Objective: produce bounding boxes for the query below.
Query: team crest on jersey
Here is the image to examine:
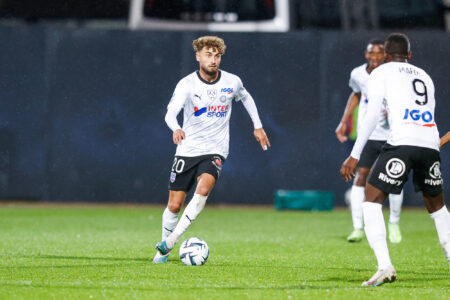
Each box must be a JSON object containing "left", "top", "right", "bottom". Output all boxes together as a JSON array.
[
  {"left": 207, "top": 89, "right": 217, "bottom": 100},
  {"left": 429, "top": 162, "right": 441, "bottom": 179},
  {"left": 170, "top": 172, "right": 177, "bottom": 183},
  {"left": 385, "top": 158, "right": 405, "bottom": 178},
  {"left": 220, "top": 95, "right": 227, "bottom": 103}
]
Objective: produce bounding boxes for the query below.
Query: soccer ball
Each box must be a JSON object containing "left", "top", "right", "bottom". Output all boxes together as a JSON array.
[{"left": 179, "top": 237, "right": 209, "bottom": 266}]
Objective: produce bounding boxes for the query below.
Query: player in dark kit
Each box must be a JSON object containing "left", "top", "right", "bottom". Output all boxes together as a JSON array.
[{"left": 341, "top": 33, "right": 450, "bottom": 286}]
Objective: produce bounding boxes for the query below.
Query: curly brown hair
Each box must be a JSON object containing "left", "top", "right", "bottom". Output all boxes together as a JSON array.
[{"left": 192, "top": 36, "right": 226, "bottom": 55}]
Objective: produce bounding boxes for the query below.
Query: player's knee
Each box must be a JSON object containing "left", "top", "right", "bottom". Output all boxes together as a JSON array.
[
  {"left": 168, "top": 202, "right": 182, "bottom": 213},
  {"left": 195, "top": 186, "right": 210, "bottom": 196}
]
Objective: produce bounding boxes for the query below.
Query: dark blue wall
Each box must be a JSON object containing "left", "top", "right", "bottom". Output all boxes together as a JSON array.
[{"left": 0, "top": 26, "right": 449, "bottom": 205}]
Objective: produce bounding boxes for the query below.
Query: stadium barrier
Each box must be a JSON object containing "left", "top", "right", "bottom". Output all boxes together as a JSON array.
[{"left": 0, "top": 26, "right": 448, "bottom": 205}]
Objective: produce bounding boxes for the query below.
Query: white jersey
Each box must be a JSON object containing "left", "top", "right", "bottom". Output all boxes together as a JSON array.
[
  {"left": 351, "top": 62, "right": 440, "bottom": 159},
  {"left": 349, "top": 63, "right": 390, "bottom": 141},
  {"left": 167, "top": 70, "right": 255, "bottom": 159}
]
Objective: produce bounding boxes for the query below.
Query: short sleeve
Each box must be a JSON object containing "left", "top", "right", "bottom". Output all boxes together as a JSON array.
[{"left": 349, "top": 71, "right": 361, "bottom": 93}]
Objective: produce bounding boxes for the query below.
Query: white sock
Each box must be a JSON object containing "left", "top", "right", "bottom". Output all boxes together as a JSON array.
[
  {"left": 362, "top": 202, "right": 392, "bottom": 269},
  {"left": 430, "top": 205, "right": 450, "bottom": 263},
  {"left": 162, "top": 207, "right": 178, "bottom": 240},
  {"left": 165, "top": 193, "right": 207, "bottom": 248},
  {"left": 388, "top": 190, "right": 403, "bottom": 224},
  {"left": 350, "top": 185, "right": 365, "bottom": 230}
]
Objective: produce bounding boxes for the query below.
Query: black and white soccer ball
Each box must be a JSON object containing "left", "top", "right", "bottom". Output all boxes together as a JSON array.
[{"left": 179, "top": 237, "right": 209, "bottom": 266}]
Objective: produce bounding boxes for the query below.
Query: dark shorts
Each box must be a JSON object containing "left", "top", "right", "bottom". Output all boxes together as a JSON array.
[
  {"left": 368, "top": 144, "right": 443, "bottom": 196},
  {"left": 357, "top": 140, "right": 386, "bottom": 169},
  {"left": 168, "top": 154, "right": 225, "bottom": 192}
]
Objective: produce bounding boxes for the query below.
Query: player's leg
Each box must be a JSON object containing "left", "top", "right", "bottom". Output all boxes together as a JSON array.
[
  {"left": 415, "top": 150, "right": 449, "bottom": 265},
  {"left": 361, "top": 184, "right": 397, "bottom": 286},
  {"left": 347, "top": 167, "right": 369, "bottom": 242},
  {"left": 425, "top": 192, "right": 450, "bottom": 265},
  {"left": 154, "top": 156, "right": 196, "bottom": 262},
  {"left": 360, "top": 145, "right": 410, "bottom": 286},
  {"left": 153, "top": 190, "right": 186, "bottom": 263},
  {"left": 164, "top": 191, "right": 186, "bottom": 239},
  {"left": 388, "top": 190, "right": 403, "bottom": 243},
  {"left": 162, "top": 173, "right": 215, "bottom": 251}
]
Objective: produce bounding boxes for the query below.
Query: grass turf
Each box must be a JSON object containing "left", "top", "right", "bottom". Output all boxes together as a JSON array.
[{"left": 0, "top": 205, "right": 448, "bottom": 299}]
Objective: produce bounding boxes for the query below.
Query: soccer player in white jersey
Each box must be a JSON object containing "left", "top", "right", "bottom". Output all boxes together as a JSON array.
[
  {"left": 336, "top": 39, "right": 404, "bottom": 243},
  {"left": 153, "top": 36, "right": 270, "bottom": 263},
  {"left": 341, "top": 33, "right": 450, "bottom": 286}
]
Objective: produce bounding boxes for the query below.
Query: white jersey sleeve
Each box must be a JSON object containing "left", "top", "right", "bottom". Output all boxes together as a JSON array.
[
  {"left": 165, "top": 79, "right": 190, "bottom": 132},
  {"left": 349, "top": 68, "right": 362, "bottom": 93},
  {"left": 350, "top": 68, "right": 385, "bottom": 159},
  {"left": 235, "top": 77, "right": 263, "bottom": 129}
]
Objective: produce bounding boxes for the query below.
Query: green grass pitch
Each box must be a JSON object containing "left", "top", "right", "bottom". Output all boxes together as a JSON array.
[{"left": 0, "top": 205, "right": 449, "bottom": 299}]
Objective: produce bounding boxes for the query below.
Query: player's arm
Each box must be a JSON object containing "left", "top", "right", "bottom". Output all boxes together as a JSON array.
[
  {"left": 335, "top": 92, "right": 361, "bottom": 143},
  {"left": 165, "top": 81, "right": 187, "bottom": 145},
  {"left": 341, "top": 72, "right": 384, "bottom": 181},
  {"left": 241, "top": 94, "right": 270, "bottom": 151},
  {"left": 236, "top": 82, "right": 270, "bottom": 151},
  {"left": 165, "top": 106, "right": 184, "bottom": 145},
  {"left": 440, "top": 131, "right": 450, "bottom": 148}
]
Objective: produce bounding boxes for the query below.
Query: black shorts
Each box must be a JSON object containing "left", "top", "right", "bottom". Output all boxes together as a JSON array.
[
  {"left": 357, "top": 140, "right": 386, "bottom": 169},
  {"left": 168, "top": 154, "right": 225, "bottom": 192},
  {"left": 367, "top": 144, "right": 443, "bottom": 196}
]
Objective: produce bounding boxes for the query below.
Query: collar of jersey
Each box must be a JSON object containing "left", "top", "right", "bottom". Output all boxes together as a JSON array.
[{"left": 196, "top": 70, "right": 221, "bottom": 85}]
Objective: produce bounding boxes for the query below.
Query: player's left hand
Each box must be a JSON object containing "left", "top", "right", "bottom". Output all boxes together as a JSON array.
[
  {"left": 340, "top": 156, "right": 358, "bottom": 182},
  {"left": 254, "top": 128, "right": 270, "bottom": 151}
]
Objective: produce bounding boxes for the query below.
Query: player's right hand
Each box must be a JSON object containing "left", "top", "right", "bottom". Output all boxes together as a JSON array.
[
  {"left": 335, "top": 122, "right": 348, "bottom": 143},
  {"left": 340, "top": 156, "right": 358, "bottom": 182},
  {"left": 173, "top": 129, "right": 185, "bottom": 145}
]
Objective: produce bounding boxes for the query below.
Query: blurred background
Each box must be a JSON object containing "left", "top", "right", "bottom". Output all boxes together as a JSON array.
[{"left": 0, "top": 0, "right": 448, "bottom": 205}]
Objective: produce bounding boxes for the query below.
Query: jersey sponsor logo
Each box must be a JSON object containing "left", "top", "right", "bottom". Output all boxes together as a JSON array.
[
  {"left": 378, "top": 172, "right": 403, "bottom": 186},
  {"left": 385, "top": 158, "right": 406, "bottom": 178},
  {"left": 194, "top": 107, "right": 207, "bottom": 116},
  {"left": 424, "top": 178, "right": 443, "bottom": 186},
  {"left": 194, "top": 105, "right": 230, "bottom": 118},
  {"left": 402, "top": 109, "right": 435, "bottom": 127},
  {"left": 221, "top": 88, "right": 234, "bottom": 94},
  {"left": 429, "top": 162, "right": 442, "bottom": 179}
]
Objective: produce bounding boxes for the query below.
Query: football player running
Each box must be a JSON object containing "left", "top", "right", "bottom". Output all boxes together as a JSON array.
[
  {"left": 336, "top": 39, "right": 404, "bottom": 243},
  {"left": 341, "top": 33, "right": 449, "bottom": 286},
  {"left": 153, "top": 36, "right": 270, "bottom": 263}
]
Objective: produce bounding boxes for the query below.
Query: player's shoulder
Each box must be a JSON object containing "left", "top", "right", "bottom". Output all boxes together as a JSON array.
[
  {"left": 369, "top": 63, "right": 392, "bottom": 77},
  {"left": 350, "top": 63, "right": 368, "bottom": 77},
  {"left": 406, "top": 63, "right": 433, "bottom": 82},
  {"left": 175, "top": 71, "right": 198, "bottom": 88},
  {"left": 220, "top": 69, "right": 242, "bottom": 82}
]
